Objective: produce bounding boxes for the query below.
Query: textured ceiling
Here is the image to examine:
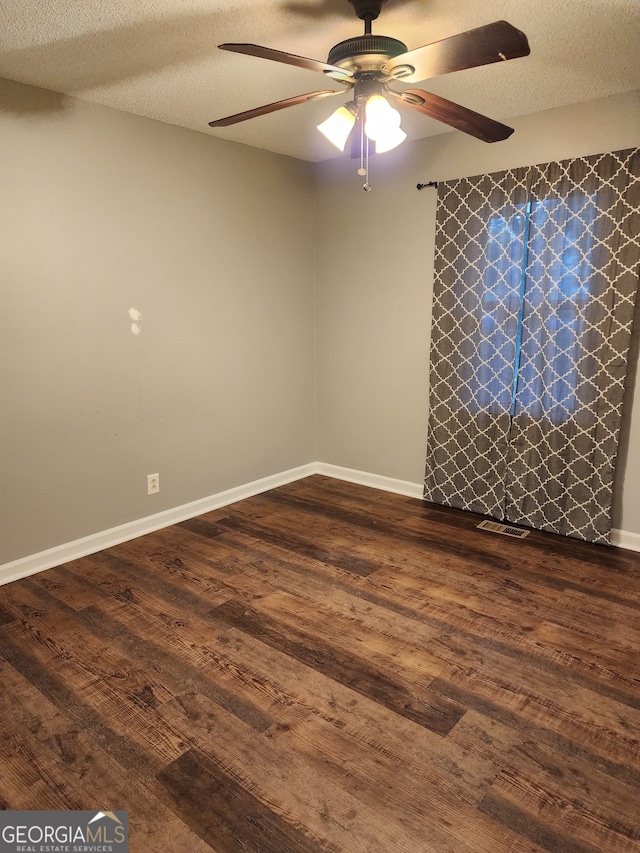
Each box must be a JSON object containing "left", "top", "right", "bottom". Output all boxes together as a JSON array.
[{"left": 1, "top": 0, "right": 639, "bottom": 162}]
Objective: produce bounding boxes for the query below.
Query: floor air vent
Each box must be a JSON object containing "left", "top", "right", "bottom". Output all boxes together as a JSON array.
[{"left": 476, "top": 520, "right": 530, "bottom": 539}]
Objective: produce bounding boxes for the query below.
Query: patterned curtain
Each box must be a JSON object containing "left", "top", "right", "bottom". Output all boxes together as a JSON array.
[
  {"left": 424, "top": 149, "right": 640, "bottom": 543},
  {"left": 424, "top": 167, "right": 530, "bottom": 517}
]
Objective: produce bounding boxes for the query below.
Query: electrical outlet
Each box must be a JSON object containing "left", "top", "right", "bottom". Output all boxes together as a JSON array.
[{"left": 147, "top": 473, "right": 159, "bottom": 495}]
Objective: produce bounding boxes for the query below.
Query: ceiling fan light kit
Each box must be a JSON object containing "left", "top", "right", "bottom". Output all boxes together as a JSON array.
[
  {"left": 317, "top": 102, "right": 358, "bottom": 151},
  {"left": 363, "top": 94, "right": 406, "bottom": 152},
  {"left": 209, "top": 0, "right": 530, "bottom": 189}
]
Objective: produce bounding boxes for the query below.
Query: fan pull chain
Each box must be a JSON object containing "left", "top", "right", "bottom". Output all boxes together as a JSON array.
[
  {"left": 357, "top": 120, "right": 371, "bottom": 191},
  {"left": 364, "top": 139, "right": 371, "bottom": 191}
]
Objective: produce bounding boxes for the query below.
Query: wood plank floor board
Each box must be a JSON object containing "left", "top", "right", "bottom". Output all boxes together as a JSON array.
[
  {"left": 32, "top": 563, "right": 114, "bottom": 611},
  {"left": 82, "top": 547, "right": 233, "bottom": 617},
  {"left": 157, "top": 690, "right": 466, "bottom": 853},
  {"left": 0, "top": 578, "right": 115, "bottom": 660},
  {"left": 428, "top": 647, "right": 640, "bottom": 771},
  {"left": 197, "top": 526, "right": 386, "bottom": 608},
  {"left": 157, "top": 746, "right": 342, "bottom": 853},
  {"left": 77, "top": 601, "right": 276, "bottom": 733},
  {"left": 56, "top": 542, "right": 249, "bottom": 620},
  {"left": 211, "top": 598, "right": 466, "bottom": 737},
  {"left": 120, "top": 526, "right": 245, "bottom": 584},
  {"left": 261, "top": 715, "right": 546, "bottom": 853},
  {"left": 191, "top": 626, "right": 518, "bottom": 809},
  {"left": 254, "top": 488, "right": 640, "bottom": 673},
  {"left": 206, "top": 516, "right": 596, "bottom": 676},
  {"left": 485, "top": 747, "right": 640, "bottom": 851},
  {"left": 451, "top": 707, "right": 640, "bottom": 850},
  {"left": 216, "top": 513, "right": 382, "bottom": 577},
  {"left": 373, "top": 554, "right": 640, "bottom": 645},
  {"left": 7, "top": 571, "right": 276, "bottom": 734},
  {"left": 363, "top": 566, "right": 640, "bottom": 710},
  {"left": 370, "top": 555, "right": 640, "bottom": 643},
  {"left": 113, "top": 528, "right": 243, "bottom": 584},
  {"left": 0, "top": 660, "right": 211, "bottom": 852},
  {"left": 87, "top": 581, "right": 235, "bottom": 672},
  {"left": 1, "top": 475, "right": 640, "bottom": 851},
  {"left": 0, "top": 629, "right": 168, "bottom": 782},
  {"left": 216, "top": 564, "right": 447, "bottom": 683},
  {"left": 290, "top": 477, "right": 639, "bottom": 582},
  {"left": 259, "top": 487, "right": 523, "bottom": 578}
]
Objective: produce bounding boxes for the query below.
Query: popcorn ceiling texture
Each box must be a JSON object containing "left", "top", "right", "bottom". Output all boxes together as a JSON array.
[{"left": 0, "top": 0, "right": 638, "bottom": 161}]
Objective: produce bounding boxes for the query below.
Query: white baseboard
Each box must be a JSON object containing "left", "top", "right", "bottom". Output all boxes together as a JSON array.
[
  {"left": 0, "top": 463, "right": 316, "bottom": 588},
  {"left": 2, "top": 462, "right": 638, "bottom": 587},
  {"left": 610, "top": 528, "right": 640, "bottom": 553},
  {"left": 315, "top": 462, "right": 424, "bottom": 499}
]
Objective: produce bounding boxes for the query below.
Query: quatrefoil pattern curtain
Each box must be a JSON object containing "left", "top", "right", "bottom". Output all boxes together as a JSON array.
[{"left": 424, "top": 148, "right": 640, "bottom": 543}]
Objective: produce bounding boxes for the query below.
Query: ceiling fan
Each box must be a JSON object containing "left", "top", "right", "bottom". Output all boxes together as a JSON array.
[{"left": 209, "top": 0, "right": 530, "bottom": 163}]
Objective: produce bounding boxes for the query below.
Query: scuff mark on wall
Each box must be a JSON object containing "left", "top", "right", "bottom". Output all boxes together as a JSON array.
[
  {"left": 129, "top": 306, "right": 142, "bottom": 335},
  {"left": 128, "top": 306, "right": 145, "bottom": 420}
]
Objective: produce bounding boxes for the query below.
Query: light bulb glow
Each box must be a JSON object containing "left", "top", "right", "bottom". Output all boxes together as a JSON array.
[
  {"left": 317, "top": 105, "right": 356, "bottom": 151},
  {"left": 364, "top": 95, "right": 393, "bottom": 140},
  {"left": 374, "top": 126, "right": 407, "bottom": 153},
  {"left": 364, "top": 94, "right": 406, "bottom": 153}
]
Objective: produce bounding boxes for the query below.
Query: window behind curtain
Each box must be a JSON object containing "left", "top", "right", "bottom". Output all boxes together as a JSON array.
[{"left": 424, "top": 149, "right": 640, "bottom": 544}]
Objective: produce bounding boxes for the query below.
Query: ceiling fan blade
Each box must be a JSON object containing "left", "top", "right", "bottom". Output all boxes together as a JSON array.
[
  {"left": 394, "top": 88, "right": 514, "bottom": 142},
  {"left": 219, "top": 43, "right": 353, "bottom": 82},
  {"left": 384, "top": 21, "right": 530, "bottom": 83},
  {"left": 209, "top": 90, "right": 339, "bottom": 127}
]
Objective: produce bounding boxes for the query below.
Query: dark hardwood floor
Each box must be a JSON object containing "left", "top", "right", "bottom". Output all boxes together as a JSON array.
[{"left": 1, "top": 474, "right": 640, "bottom": 852}]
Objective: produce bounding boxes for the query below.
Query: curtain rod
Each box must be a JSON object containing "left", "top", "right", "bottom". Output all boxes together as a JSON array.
[{"left": 416, "top": 182, "right": 438, "bottom": 190}]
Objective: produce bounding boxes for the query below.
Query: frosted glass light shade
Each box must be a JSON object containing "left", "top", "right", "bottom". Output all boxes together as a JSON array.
[
  {"left": 374, "top": 125, "right": 407, "bottom": 153},
  {"left": 364, "top": 94, "right": 406, "bottom": 153},
  {"left": 317, "top": 105, "right": 357, "bottom": 151}
]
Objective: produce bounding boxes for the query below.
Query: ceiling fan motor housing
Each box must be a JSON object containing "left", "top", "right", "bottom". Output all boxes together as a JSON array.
[
  {"left": 348, "top": 0, "right": 387, "bottom": 20},
  {"left": 328, "top": 35, "right": 408, "bottom": 75}
]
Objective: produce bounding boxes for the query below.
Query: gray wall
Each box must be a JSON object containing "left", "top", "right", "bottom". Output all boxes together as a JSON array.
[
  {"left": 1, "top": 79, "right": 316, "bottom": 563},
  {"left": 2, "top": 80, "right": 639, "bottom": 566},
  {"left": 314, "top": 91, "right": 640, "bottom": 535}
]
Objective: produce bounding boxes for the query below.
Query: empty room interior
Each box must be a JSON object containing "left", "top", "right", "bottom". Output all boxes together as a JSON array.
[{"left": 2, "top": 0, "right": 640, "bottom": 851}]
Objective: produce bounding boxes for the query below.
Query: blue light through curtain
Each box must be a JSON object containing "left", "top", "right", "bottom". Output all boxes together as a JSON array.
[{"left": 424, "top": 149, "right": 640, "bottom": 543}]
